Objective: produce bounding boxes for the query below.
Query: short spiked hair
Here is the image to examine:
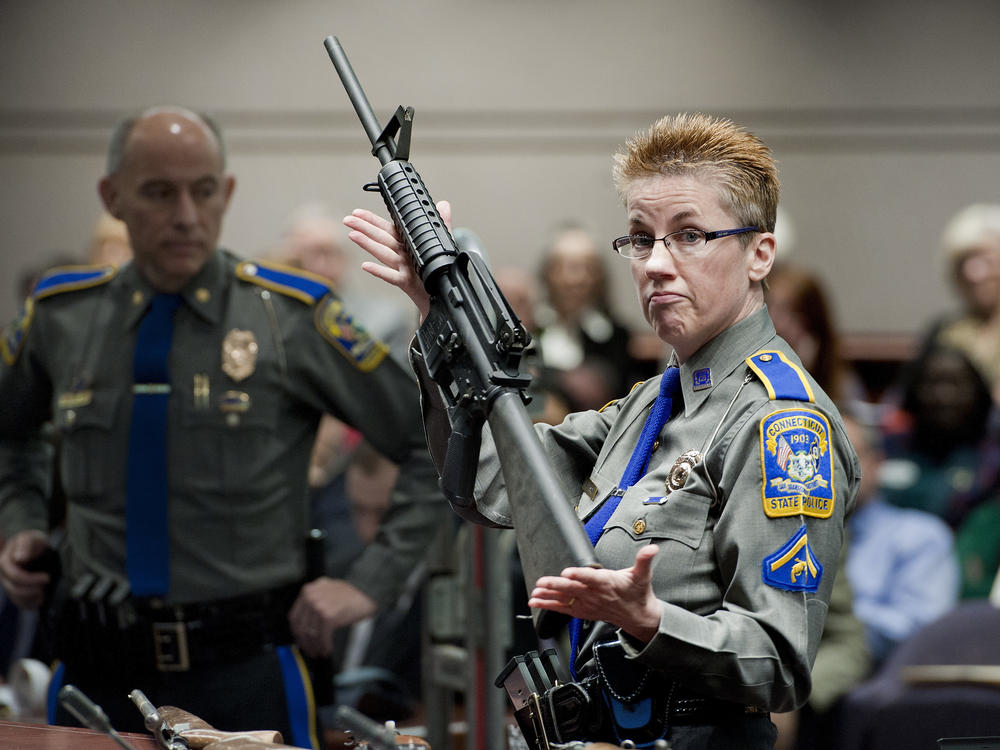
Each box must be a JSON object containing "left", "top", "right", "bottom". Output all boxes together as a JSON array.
[{"left": 612, "top": 113, "right": 779, "bottom": 235}]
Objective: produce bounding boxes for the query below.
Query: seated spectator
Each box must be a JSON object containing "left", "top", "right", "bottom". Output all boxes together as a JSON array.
[
  {"left": 766, "top": 261, "right": 864, "bottom": 403},
  {"left": 535, "top": 224, "right": 656, "bottom": 410},
  {"left": 87, "top": 211, "right": 132, "bottom": 266},
  {"left": 493, "top": 265, "right": 572, "bottom": 425},
  {"left": 275, "top": 201, "right": 416, "bottom": 363},
  {"left": 844, "top": 407, "right": 960, "bottom": 666},
  {"left": 880, "top": 344, "right": 1000, "bottom": 528},
  {"left": 920, "top": 203, "right": 1000, "bottom": 401},
  {"left": 954, "top": 496, "right": 1000, "bottom": 600},
  {"left": 274, "top": 202, "right": 428, "bottom": 720}
]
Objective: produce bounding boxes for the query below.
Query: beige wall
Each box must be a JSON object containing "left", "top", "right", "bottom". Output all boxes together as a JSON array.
[{"left": 3, "top": 0, "right": 999, "bottom": 336}]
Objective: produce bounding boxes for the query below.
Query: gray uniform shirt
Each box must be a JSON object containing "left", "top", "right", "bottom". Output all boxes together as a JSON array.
[
  {"left": 417, "top": 307, "right": 859, "bottom": 712},
  {"left": 0, "top": 250, "right": 444, "bottom": 609}
]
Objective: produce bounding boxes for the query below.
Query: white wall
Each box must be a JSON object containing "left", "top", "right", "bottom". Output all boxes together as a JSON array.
[{"left": 3, "top": 0, "right": 999, "bottom": 335}]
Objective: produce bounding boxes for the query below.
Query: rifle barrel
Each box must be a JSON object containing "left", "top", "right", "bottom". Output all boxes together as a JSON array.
[{"left": 323, "top": 36, "right": 394, "bottom": 164}]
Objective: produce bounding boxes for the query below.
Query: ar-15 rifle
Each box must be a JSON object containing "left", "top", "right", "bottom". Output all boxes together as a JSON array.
[{"left": 323, "top": 35, "right": 598, "bottom": 637}]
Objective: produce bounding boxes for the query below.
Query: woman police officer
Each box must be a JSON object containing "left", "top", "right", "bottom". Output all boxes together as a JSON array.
[{"left": 345, "top": 113, "right": 859, "bottom": 750}]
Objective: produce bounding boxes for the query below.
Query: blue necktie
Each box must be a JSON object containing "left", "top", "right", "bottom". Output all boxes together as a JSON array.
[
  {"left": 568, "top": 366, "right": 681, "bottom": 675},
  {"left": 126, "top": 292, "right": 181, "bottom": 597}
]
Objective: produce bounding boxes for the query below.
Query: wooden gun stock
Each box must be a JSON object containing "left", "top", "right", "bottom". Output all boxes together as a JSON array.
[{"left": 156, "top": 705, "right": 287, "bottom": 748}]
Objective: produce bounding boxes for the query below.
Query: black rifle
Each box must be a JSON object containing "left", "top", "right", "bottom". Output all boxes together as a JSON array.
[{"left": 323, "top": 36, "right": 598, "bottom": 637}]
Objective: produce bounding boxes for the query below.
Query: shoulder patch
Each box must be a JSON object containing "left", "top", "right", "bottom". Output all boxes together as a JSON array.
[
  {"left": 2, "top": 297, "right": 35, "bottom": 366},
  {"left": 236, "top": 261, "right": 332, "bottom": 304},
  {"left": 746, "top": 350, "right": 814, "bottom": 403},
  {"left": 760, "top": 408, "right": 835, "bottom": 519},
  {"left": 32, "top": 265, "right": 116, "bottom": 300},
  {"left": 314, "top": 296, "right": 389, "bottom": 372},
  {"left": 763, "top": 523, "right": 823, "bottom": 592}
]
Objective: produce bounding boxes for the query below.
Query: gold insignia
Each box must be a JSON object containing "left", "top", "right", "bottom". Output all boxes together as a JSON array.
[
  {"left": 57, "top": 390, "right": 93, "bottom": 409},
  {"left": 193, "top": 374, "right": 210, "bottom": 410},
  {"left": 582, "top": 477, "right": 599, "bottom": 501},
  {"left": 195, "top": 288, "right": 211, "bottom": 304},
  {"left": 132, "top": 290, "right": 145, "bottom": 306},
  {"left": 666, "top": 450, "right": 703, "bottom": 495},
  {"left": 632, "top": 518, "right": 647, "bottom": 535},
  {"left": 221, "top": 329, "right": 258, "bottom": 382}
]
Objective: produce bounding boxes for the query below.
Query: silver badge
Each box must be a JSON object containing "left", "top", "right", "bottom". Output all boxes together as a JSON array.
[{"left": 666, "top": 450, "right": 704, "bottom": 494}]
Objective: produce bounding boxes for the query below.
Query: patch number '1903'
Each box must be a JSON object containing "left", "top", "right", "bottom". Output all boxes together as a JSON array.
[{"left": 760, "top": 408, "right": 835, "bottom": 518}]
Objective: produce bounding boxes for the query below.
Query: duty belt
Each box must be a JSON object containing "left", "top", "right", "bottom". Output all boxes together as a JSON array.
[{"left": 54, "top": 579, "right": 301, "bottom": 673}]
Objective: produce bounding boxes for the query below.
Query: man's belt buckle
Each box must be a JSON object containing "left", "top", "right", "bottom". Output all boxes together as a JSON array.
[{"left": 153, "top": 621, "right": 190, "bottom": 672}]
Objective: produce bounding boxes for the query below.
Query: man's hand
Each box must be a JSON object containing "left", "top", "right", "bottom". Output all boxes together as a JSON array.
[
  {"left": 343, "top": 200, "right": 453, "bottom": 322},
  {"left": 0, "top": 529, "right": 52, "bottom": 610},
  {"left": 288, "top": 577, "right": 377, "bottom": 657},
  {"left": 528, "top": 544, "right": 662, "bottom": 644}
]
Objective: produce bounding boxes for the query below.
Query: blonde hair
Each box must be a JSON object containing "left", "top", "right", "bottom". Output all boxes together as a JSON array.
[{"left": 612, "top": 113, "right": 779, "bottom": 235}]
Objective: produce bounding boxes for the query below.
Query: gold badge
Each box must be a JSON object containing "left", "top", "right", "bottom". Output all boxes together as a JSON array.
[
  {"left": 666, "top": 450, "right": 703, "bottom": 495},
  {"left": 221, "top": 329, "right": 258, "bottom": 382}
]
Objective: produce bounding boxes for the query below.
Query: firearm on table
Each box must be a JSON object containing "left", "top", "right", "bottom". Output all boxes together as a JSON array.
[
  {"left": 129, "top": 690, "right": 288, "bottom": 750},
  {"left": 334, "top": 704, "right": 430, "bottom": 750},
  {"left": 323, "top": 34, "right": 598, "bottom": 637}
]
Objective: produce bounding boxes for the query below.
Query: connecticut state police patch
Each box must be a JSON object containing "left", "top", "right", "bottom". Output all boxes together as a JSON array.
[
  {"left": 314, "top": 296, "right": 388, "bottom": 372},
  {"left": 759, "top": 408, "right": 835, "bottom": 519},
  {"left": 1, "top": 298, "right": 34, "bottom": 366}
]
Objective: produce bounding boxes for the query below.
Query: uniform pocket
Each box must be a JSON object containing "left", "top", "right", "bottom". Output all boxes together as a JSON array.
[
  {"left": 55, "top": 389, "right": 124, "bottom": 498},
  {"left": 604, "top": 489, "right": 711, "bottom": 549}
]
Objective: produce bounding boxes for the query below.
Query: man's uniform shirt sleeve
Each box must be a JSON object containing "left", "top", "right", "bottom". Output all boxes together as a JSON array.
[
  {"left": 284, "top": 291, "right": 447, "bottom": 610},
  {"left": 0, "top": 291, "right": 70, "bottom": 538}
]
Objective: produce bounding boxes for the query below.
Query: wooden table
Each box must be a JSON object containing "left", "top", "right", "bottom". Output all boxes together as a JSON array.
[{"left": 0, "top": 720, "right": 159, "bottom": 749}]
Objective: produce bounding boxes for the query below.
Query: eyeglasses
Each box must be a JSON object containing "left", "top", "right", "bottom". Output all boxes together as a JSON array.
[{"left": 611, "top": 227, "right": 761, "bottom": 260}]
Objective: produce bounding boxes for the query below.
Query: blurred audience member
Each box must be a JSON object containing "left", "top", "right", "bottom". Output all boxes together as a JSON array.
[
  {"left": 844, "top": 407, "right": 959, "bottom": 666},
  {"left": 276, "top": 202, "right": 425, "bottom": 721},
  {"left": 920, "top": 203, "right": 1000, "bottom": 401},
  {"left": 766, "top": 261, "right": 863, "bottom": 403},
  {"left": 954, "top": 496, "right": 1000, "bottom": 600},
  {"left": 494, "top": 265, "right": 572, "bottom": 425},
  {"left": 276, "top": 201, "right": 415, "bottom": 363},
  {"left": 87, "top": 211, "right": 132, "bottom": 266},
  {"left": 880, "top": 345, "right": 1000, "bottom": 529},
  {"left": 535, "top": 224, "right": 654, "bottom": 410}
]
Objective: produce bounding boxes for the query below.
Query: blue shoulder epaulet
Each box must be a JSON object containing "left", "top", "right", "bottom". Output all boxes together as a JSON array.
[
  {"left": 746, "top": 349, "right": 815, "bottom": 403},
  {"left": 32, "top": 265, "right": 117, "bottom": 300},
  {"left": 236, "top": 260, "right": 332, "bottom": 304}
]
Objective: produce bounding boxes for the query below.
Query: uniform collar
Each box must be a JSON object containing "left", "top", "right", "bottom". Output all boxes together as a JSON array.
[
  {"left": 674, "top": 306, "right": 777, "bottom": 416},
  {"left": 122, "top": 251, "right": 227, "bottom": 329}
]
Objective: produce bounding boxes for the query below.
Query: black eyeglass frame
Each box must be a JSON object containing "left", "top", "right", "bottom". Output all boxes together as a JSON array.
[{"left": 611, "top": 226, "right": 762, "bottom": 259}]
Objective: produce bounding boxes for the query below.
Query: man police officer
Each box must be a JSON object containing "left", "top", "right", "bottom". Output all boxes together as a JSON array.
[{"left": 0, "top": 106, "right": 444, "bottom": 746}]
